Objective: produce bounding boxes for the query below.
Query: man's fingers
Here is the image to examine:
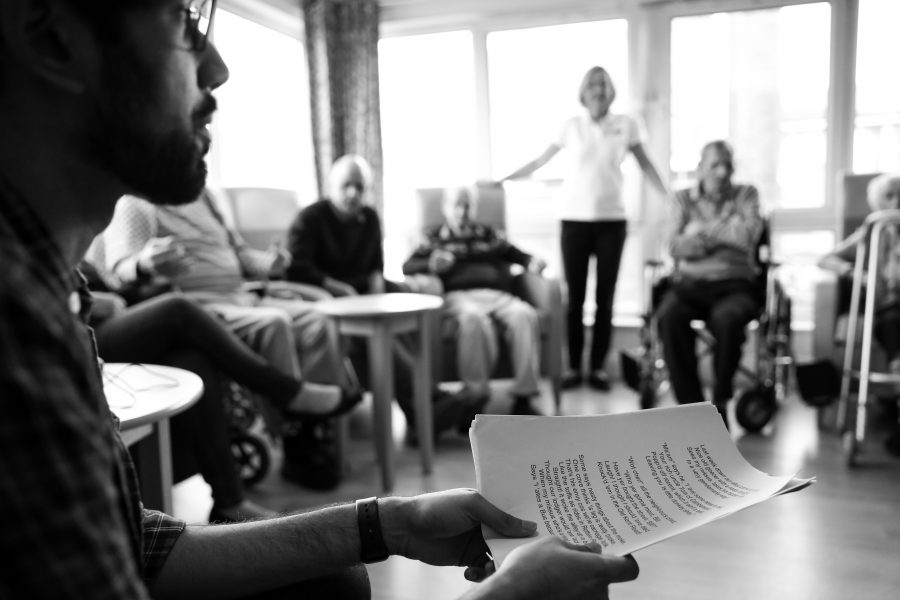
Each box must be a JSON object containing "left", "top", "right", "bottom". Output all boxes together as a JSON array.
[
  {"left": 468, "top": 494, "right": 537, "bottom": 538},
  {"left": 463, "top": 559, "right": 495, "bottom": 583},
  {"left": 597, "top": 554, "right": 640, "bottom": 583},
  {"left": 149, "top": 235, "right": 178, "bottom": 249},
  {"left": 568, "top": 542, "right": 639, "bottom": 583}
]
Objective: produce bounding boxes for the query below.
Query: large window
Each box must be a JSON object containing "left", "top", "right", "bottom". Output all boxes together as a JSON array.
[
  {"left": 378, "top": 31, "right": 477, "bottom": 279},
  {"left": 486, "top": 20, "right": 642, "bottom": 318},
  {"left": 207, "top": 11, "right": 316, "bottom": 200},
  {"left": 853, "top": 0, "right": 900, "bottom": 173},
  {"left": 670, "top": 4, "right": 830, "bottom": 210},
  {"left": 487, "top": 20, "right": 630, "bottom": 181}
]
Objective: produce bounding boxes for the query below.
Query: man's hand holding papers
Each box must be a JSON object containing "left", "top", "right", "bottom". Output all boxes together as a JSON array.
[{"left": 470, "top": 403, "right": 814, "bottom": 566}]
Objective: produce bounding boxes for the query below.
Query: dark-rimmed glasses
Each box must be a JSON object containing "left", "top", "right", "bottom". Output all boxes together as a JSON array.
[{"left": 184, "top": 0, "right": 217, "bottom": 52}]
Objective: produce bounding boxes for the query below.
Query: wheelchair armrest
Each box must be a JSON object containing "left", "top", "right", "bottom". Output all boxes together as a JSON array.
[
  {"left": 512, "top": 272, "right": 561, "bottom": 312},
  {"left": 811, "top": 268, "right": 840, "bottom": 361},
  {"left": 242, "top": 280, "right": 334, "bottom": 302}
]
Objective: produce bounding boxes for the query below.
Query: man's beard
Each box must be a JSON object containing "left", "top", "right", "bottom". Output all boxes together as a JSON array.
[{"left": 87, "top": 46, "right": 213, "bottom": 206}]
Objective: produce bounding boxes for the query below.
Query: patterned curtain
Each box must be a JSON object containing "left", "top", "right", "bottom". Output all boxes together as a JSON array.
[{"left": 302, "top": 0, "right": 383, "bottom": 211}]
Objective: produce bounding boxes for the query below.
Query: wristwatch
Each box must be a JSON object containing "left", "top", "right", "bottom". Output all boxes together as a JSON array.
[{"left": 355, "top": 497, "right": 389, "bottom": 563}]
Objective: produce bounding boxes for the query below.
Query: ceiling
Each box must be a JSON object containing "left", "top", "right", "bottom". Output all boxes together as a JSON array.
[
  {"left": 254, "top": 0, "right": 644, "bottom": 24},
  {"left": 235, "top": 0, "right": 714, "bottom": 36}
]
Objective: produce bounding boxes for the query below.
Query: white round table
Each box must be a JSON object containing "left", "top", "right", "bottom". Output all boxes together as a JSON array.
[
  {"left": 316, "top": 293, "right": 444, "bottom": 491},
  {"left": 103, "top": 362, "right": 203, "bottom": 512}
]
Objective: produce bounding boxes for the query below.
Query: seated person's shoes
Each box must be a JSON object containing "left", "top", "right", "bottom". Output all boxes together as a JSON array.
[
  {"left": 561, "top": 370, "right": 583, "bottom": 389},
  {"left": 587, "top": 370, "right": 611, "bottom": 391},
  {"left": 884, "top": 427, "right": 900, "bottom": 458},
  {"left": 280, "top": 421, "right": 342, "bottom": 490},
  {"left": 405, "top": 391, "right": 467, "bottom": 447},
  {"left": 455, "top": 390, "right": 491, "bottom": 434},
  {"left": 284, "top": 383, "right": 363, "bottom": 420},
  {"left": 512, "top": 395, "right": 544, "bottom": 416}
]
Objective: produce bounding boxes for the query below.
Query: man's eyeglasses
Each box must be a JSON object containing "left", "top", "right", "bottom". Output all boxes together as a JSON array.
[{"left": 184, "top": 0, "right": 217, "bottom": 52}]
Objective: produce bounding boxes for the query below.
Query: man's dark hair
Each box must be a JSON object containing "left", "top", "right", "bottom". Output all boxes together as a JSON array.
[
  {"left": 66, "top": 0, "right": 150, "bottom": 41},
  {"left": 0, "top": 1, "right": 153, "bottom": 88}
]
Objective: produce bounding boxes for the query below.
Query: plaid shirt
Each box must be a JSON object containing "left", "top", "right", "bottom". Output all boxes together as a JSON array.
[{"left": 0, "top": 176, "right": 184, "bottom": 597}]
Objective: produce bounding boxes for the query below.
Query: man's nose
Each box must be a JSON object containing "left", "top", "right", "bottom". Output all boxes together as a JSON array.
[{"left": 199, "top": 41, "right": 230, "bottom": 91}]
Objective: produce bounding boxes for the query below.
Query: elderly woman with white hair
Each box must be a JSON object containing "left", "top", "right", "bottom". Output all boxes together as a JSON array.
[
  {"left": 819, "top": 172, "right": 900, "bottom": 456},
  {"left": 501, "top": 66, "right": 668, "bottom": 392},
  {"left": 819, "top": 173, "right": 900, "bottom": 372}
]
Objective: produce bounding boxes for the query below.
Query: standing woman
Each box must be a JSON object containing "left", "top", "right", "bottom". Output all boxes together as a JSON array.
[{"left": 501, "top": 65, "right": 668, "bottom": 390}]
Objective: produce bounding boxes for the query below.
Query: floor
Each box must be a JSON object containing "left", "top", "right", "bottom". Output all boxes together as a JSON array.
[{"left": 173, "top": 378, "right": 900, "bottom": 600}]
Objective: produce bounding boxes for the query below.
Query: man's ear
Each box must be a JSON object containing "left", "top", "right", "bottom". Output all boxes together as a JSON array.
[{"left": 0, "top": 0, "right": 90, "bottom": 94}]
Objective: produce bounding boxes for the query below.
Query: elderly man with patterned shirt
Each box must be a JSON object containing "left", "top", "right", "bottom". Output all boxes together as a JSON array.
[
  {"left": 403, "top": 186, "right": 547, "bottom": 421},
  {"left": 656, "top": 140, "right": 764, "bottom": 428}
]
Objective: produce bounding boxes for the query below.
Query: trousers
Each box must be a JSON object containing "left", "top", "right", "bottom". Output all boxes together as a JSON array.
[
  {"left": 443, "top": 288, "right": 541, "bottom": 397},
  {"left": 656, "top": 277, "right": 759, "bottom": 405},
  {"left": 560, "top": 220, "right": 628, "bottom": 373}
]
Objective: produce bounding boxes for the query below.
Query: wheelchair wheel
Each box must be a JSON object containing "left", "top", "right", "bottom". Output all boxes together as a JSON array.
[
  {"left": 230, "top": 431, "right": 271, "bottom": 487},
  {"left": 226, "top": 382, "right": 258, "bottom": 432},
  {"left": 735, "top": 386, "right": 777, "bottom": 433}
]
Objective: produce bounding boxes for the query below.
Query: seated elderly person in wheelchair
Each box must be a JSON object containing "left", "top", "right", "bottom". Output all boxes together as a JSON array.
[
  {"left": 403, "top": 185, "right": 547, "bottom": 423},
  {"left": 655, "top": 140, "right": 766, "bottom": 429}
]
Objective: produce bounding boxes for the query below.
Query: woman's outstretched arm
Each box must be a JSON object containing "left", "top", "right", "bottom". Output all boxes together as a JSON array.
[
  {"left": 500, "top": 144, "right": 561, "bottom": 182},
  {"left": 630, "top": 142, "right": 669, "bottom": 197}
]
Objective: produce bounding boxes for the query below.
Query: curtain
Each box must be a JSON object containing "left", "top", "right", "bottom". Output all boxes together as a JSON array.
[{"left": 302, "top": 0, "right": 383, "bottom": 211}]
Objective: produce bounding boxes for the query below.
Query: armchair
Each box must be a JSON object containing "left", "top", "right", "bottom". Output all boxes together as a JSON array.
[
  {"left": 213, "top": 186, "right": 337, "bottom": 302},
  {"left": 412, "top": 184, "right": 564, "bottom": 414}
]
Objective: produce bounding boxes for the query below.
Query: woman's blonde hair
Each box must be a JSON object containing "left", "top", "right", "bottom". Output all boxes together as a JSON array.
[
  {"left": 578, "top": 66, "right": 616, "bottom": 107},
  {"left": 867, "top": 173, "right": 900, "bottom": 211}
]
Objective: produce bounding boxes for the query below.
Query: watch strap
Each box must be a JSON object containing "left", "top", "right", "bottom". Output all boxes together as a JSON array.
[{"left": 355, "top": 497, "right": 389, "bottom": 563}]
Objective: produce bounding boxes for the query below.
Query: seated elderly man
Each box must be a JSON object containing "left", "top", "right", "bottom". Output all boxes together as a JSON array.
[
  {"left": 103, "top": 190, "right": 360, "bottom": 487},
  {"left": 286, "top": 154, "right": 467, "bottom": 442},
  {"left": 657, "top": 140, "right": 764, "bottom": 428},
  {"left": 403, "top": 185, "right": 546, "bottom": 423}
]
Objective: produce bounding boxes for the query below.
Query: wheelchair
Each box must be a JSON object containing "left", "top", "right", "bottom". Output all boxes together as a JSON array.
[
  {"left": 223, "top": 380, "right": 273, "bottom": 488},
  {"left": 621, "top": 232, "right": 793, "bottom": 433},
  {"left": 222, "top": 352, "right": 361, "bottom": 488}
]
